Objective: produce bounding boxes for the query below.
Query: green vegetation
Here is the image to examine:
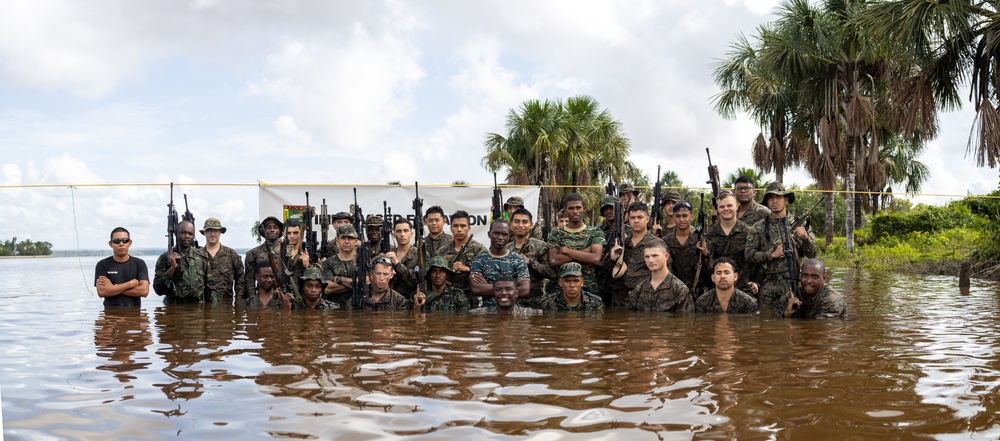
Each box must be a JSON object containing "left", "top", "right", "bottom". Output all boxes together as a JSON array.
[{"left": 0, "top": 237, "right": 53, "bottom": 256}]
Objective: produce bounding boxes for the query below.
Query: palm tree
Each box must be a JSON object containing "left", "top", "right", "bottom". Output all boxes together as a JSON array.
[{"left": 722, "top": 167, "right": 768, "bottom": 189}]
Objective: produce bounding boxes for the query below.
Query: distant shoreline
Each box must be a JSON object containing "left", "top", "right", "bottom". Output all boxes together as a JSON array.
[{"left": 0, "top": 255, "right": 53, "bottom": 259}]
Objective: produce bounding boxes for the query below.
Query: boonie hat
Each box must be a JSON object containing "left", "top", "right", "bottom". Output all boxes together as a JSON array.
[
  {"left": 337, "top": 224, "right": 359, "bottom": 239},
  {"left": 365, "top": 214, "right": 383, "bottom": 228},
  {"left": 618, "top": 183, "right": 637, "bottom": 195},
  {"left": 504, "top": 196, "right": 525, "bottom": 209},
  {"left": 601, "top": 196, "right": 617, "bottom": 210},
  {"left": 331, "top": 211, "right": 353, "bottom": 221},
  {"left": 762, "top": 181, "right": 795, "bottom": 204},
  {"left": 299, "top": 266, "right": 325, "bottom": 283},
  {"left": 424, "top": 256, "right": 456, "bottom": 279},
  {"left": 200, "top": 217, "right": 227, "bottom": 234}
]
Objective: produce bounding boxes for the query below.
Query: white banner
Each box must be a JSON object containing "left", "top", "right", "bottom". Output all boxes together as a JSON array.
[{"left": 258, "top": 184, "right": 541, "bottom": 240}]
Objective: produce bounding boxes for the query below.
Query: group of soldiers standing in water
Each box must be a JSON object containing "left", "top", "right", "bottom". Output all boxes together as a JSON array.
[{"left": 94, "top": 176, "right": 847, "bottom": 319}]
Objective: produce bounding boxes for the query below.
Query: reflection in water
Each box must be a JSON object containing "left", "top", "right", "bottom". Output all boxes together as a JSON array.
[{"left": 2, "top": 262, "right": 1000, "bottom": 439}]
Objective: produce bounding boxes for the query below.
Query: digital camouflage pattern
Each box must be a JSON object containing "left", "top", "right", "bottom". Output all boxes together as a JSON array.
[
  {"left": 745, "top": 213, "right": 818, "bottom": 310},
  {"left": 695, "top": 289, "right": 759, "bottom": 314},
  {"left": 704, "top": 220, "right": 754, "bottom": 292},
  {"left": 507, "top": 237, "right": 557, "bottom": 300},
  {"left": 361, "top": 289, "right": 411, "bottom": 311},
  {"left": 320, "top": 255, "right": 357, "bottom": 308},
  {"left": 777, "top": 284, "right": 847, "bottom": 319},
  {"left": 423, "top": 286, "right": 470, "bottom": 311},
  {"left": 738, "top": 201, "right": 771, "bottom": 228},
  {"left": 469, "top": 305, "right": 543, "bottom": 316},
  {"left": 622, "top": 231, "right": 658, "bottom": 291},
  {"left": 663, "top": 230, "right": 708, "bottom": 292},
  {"left": 537, "top": 290, "right": 604, "bottom": 311},
  {"left": 627, "top": 273, "right": 693, "bottom": 313},
  {"left": 390, "top": 245, "right": 420, "bottom": 299},
  {"left": 423, "top": 233, "right": 452, "bottom": 260},
  {"left": 436, "top": 236, "right": 487, "bottom": 295},
  {"left": 154, "top": 247, "right": 214, "bottom": 303},
  {"left": 547, "top": 225, "right": 607, "bottom": 296},
  {"left": 206, "top": 244, "right": 245, "bottom": 304}
]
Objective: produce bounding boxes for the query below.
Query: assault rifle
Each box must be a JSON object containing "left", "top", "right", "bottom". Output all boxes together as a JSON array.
[
  {"left": 541, "top": 189, "right": 552, "bottom": 240},
  {"left": 382, "top": 202, "right": 392, "bottom": 254},
  {"left": 777, "top": 196, "right": 823, "bottom": 314},
  {"left": 491, "top": 172, "right": 504, "bottom": 222},
  {"left": 166, "top": 182, "right": 179, "bottom": 255},
  {"left": 318, "top": 198, "right": 330, "bottom": 260},
  {"left": 352, "top": 188, "right": 371, "bottom": 309},
  {"left": 706, "top": 148, "right": 722, "bottom": 213},
  {"left": 651, "top": 165, "right": 663, "bottom": 228},
  {"left": 412, "top": 182, "right": 425, "bottom": 291},
  {"left": 691, "top": 193, "right": 708, "bottom": 297},
  {"left": 303, "top": 192, "right": 319, "bottom": 264},
  {"left": 182, "top": 193, "right": 198, "bottom": 248}
]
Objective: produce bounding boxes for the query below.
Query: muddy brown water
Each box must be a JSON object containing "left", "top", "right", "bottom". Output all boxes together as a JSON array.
[{"left": 2, "top": 256, "right": 999, "bottom": 439}]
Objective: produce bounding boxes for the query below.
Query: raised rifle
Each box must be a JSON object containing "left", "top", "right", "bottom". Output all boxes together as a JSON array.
[
  {"left": 790, "top": 197, "right": 824, "bottom": 231},
  {"left": 166, "top": 182, "right": 179, "bottom": 256},
  {"left": 182, "top": 193, "right": 198, "bottom": 248},
  {"left": 691, "top": 193, "right": 708, "bottom": 297},
  {"left": 651, "top": 165, "right": 663, "bottom": 228},
  {"left": 412, "top": 182, "right": 425, "bottom": 291},
  {"left": 318, "top": 198, "right": 330, "bottom": 260},
  {"left": 541, "top": 189, "right": 552, "bottom": 241},
  {"left": 491, "top": 172, "right": 504, "bottom": 222},
  {"left": 778, "top": 216, "right": 802, "bottom": 313},
  {"left": 303, "top": 192, "right": 319, "bottom": 264},
  {"left": 705, "top": 148, "right": 722, "bottom": 215},
  {"left": 352, "top": 188, "right": 371, "bottom": 309},
  {"left": 382, "top": 201, "right": 392, "bottom": 254}
]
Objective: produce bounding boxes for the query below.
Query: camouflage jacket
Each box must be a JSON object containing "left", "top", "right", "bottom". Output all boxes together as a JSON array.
[
  {"left": 205, "top": 245, "right": 245, "bottom": 303},
  {"left": 695, "top": 289, "right": 759, "bottom": 314},
  {"left": 390, "top": 245, "right": 420, "bottom": 299},
  {"left": 537, "top": 291, "right": 605, "bottom": 311},
  {"left": 436, "top": 237, "right": 487, "bottom": 295},
  {"left": 423, "top": 286, "right": 470, "bottom": 311},
  {"left": 745, "top": 213, "right": 818, "bottom": 277},
  {"left": 469, "top": 305, "right": 543, "bottom": 316},
  {"left": 320, "top": 255, "right": 357, "bottom": 308},
  {"left": 627, "top": 273, "right": 693, "bottom": 313},
  {"left": 777, "top": 284, "right": 847, "bottom": 319},
  {"left": 507, "top": 237, "right": 557, "bottom": 299},
  {"left": 738, "top": 202, "right": 771, "bottom": 228},
  {"left": 243, "top": 241, "right": 284, "bottom": 301},
  {"left": 423, "top": 233, "right": 452, "bottom": 260},
  {"left": 154, "top": 247, "right": 214, "bottom": 303},
  {"left": 245, "top": 292, "right": 285, "bottom": 309},
  {"left": 704, "top": 220, "right": 754, "bottom": 290},
  {"left": 297, "top": 298, "right": 340, "bottom": 310},
  {"left": 663, "top": 230, "right": 709, "bottom": 291},
  {"left": 361, "top": 289, "right": 411, "bottom": 311},
  {"left": 622, "top": 231, "right": 657, "bottom": 291}
]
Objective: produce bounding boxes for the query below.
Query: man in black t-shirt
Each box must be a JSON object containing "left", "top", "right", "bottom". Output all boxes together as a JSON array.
[{"left": 95, "top": 227, "right": 149, "bottom": 307}]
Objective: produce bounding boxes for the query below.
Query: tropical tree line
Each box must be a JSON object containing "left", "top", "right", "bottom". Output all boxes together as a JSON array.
[{"left": 0, "top": 237, "right": 53, "bottom": 256}]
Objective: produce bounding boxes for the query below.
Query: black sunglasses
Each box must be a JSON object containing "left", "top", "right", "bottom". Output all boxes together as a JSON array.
[
  {"left": 111, "top": 238, "right": 131, "bottom": 244},
  {"left": 373, "top": 256, "right": 393, "bottom": 266}
]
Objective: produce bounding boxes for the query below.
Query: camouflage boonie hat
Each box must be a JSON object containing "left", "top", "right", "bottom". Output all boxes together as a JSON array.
[
  {"left": 336, "top": 224, "right": 359, "bottom": 239},
  {"left": 601, "top": 195, "right": 617, "bottom": 210},
  {"left": 661, "top": 190, "right": 682, "bottom": 204},
  {"left": 618, "top": 182, "right": 637, "bottom": 195},
  {"left": 299, "top": 266, "right": 325, "bottom": 283},
  {"left": 365, "top": 214, "right": 383, "bottom": 227},
  {"left": 504, "top": 196, "right": 525, "bottom": 209},
  {"left": 762, "top": 181, "right": 795, "bottom": 204},
  {"left": 261, "top": 216, "right": 284, "bottom": 230},
  {"left": 424, "top": 256, "right": 455, "bottom": 279},
  {"left": 559, "top": 262, "right": 583, "bottom": 278},
  {"left": 331, "top": 211, "right": 352, "bottom": 221},
  {"left": 200, "top": 217, "right": 227, "bottom": 234}
]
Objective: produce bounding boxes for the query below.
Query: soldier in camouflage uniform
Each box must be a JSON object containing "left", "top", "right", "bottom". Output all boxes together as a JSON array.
[
  {"left": 469, "top": 277, "right": 542, "bottom": 316},
  {"left": 548, "top": 193, "right": 606, "bottom": 298},
  {"left": 627, "top": 238, "right": 693, "bottom": 313},
  {"left": 423, "top": 206, "right": 452, "bottom": 260},
  {"left": 746, "top": 182, "right": 818, "bottom": 311},
  {"left": 322, "top": 224, "right": 360, "bottom": 308},
  {"left": 323, "top": 211, "right": 354, "bottom": 259},
  {"left": 778, "top": 258, "right": 847, "bottom": 319},
  {"left": 538, "top": 263, "right": 604, "bottom": 311},
  {"left": 360, "top": 257, "right": 410, "bottom": 310},
  {"left": 695, "top": 258, "right": 759, "bottom": 314},
  {"left": 596, "top": 195, "right": 621, "bottom": 304},
  {"left": 436, "top": 210, "right": 487, "bottom": 299},
  {"left": 470, "top": 219, "right": 530, "bottom": 306},
  {"left": 246, "top": 261, "right": 295, "bottom": 309},
  {"left": 154, "top": 220, "right": 215, "bottom": 304},
  {"left": 609, "top": 202, "right": 658, "bottom": 309},
  {"left": 663, "top": 200, "right": 710, "bottom": 295},
  {"left": 297, "top": 266, "right": 339, "bottom": 310},
  {"left": 703, "top": 191, "right": 757, "bottom": 295},
  {"left": 387, "top": 217, "right": 420, "bottom": 299},
  {"left": 508, "top": 208, "right": 557, "bottom": 307},
  {"left": 412, "top": 256, "right": 470, "bottom": 311},
  {"left": 363, "top": 214, "right": 384, "bottom": 257},
  {"left": 199, "top": 217, "right": 244, "bottom": 305},
  {"left": 502, "top": 196, "right": 524, "bottom": 222},
  {"left": 734, "top": 176, "right": 770, "bottom": 228},
  {"left": 653, "top": 190, "right": 681, "bottom": 238},
  {"left": 244, "top": 216, "right": 284, "bottom": 302}
]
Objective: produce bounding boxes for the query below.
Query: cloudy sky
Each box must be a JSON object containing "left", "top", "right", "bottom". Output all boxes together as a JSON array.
[{"left": 1, "top": 0, "right": 995, "bottom": 251}]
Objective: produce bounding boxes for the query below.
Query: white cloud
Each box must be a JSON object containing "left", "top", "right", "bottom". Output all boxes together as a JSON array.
[
  {"left": 2, "top": 164, "right": 21, "bottom": 186},
  {"left": 43, "top": 154, "right": 102, "bottom": 184}
]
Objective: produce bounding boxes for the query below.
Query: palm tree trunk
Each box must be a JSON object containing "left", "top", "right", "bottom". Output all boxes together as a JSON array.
[
  {"left": 824, "top": 192, "right": 834, "bottom": 247},
  {"left": 845, "top": 138, "right": 856, "bottom": 252}
]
